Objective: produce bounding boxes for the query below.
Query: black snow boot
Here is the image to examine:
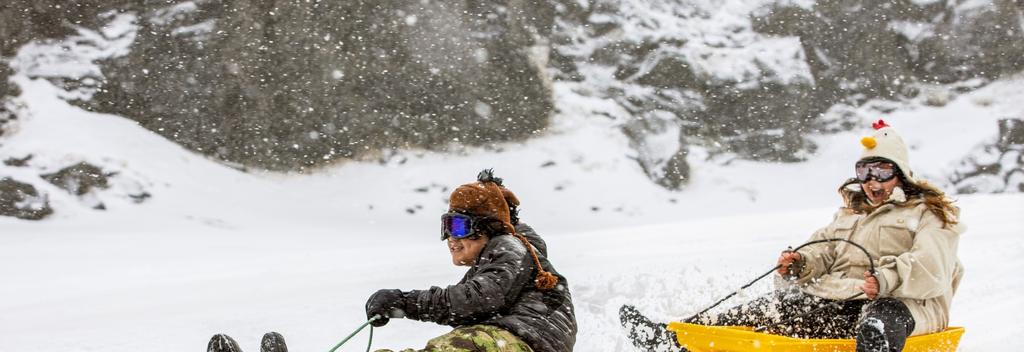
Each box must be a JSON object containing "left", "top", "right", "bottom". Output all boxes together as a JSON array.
[
  {"left": 208, "top": 334, "right": 243, "bottom": 352},
  {"left": 261, "top": 332, "right": 288, "bottom": 352},
  {"left": 619, "top": 305, "right": 685, "bottom": 352},
  {"left": 856, "top": 298, "right": 915, "bottom": 352}
]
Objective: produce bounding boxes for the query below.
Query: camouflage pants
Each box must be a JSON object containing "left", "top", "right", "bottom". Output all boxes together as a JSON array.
[{"left": 374, "top": 324, "right": 533, "bottom": 352}]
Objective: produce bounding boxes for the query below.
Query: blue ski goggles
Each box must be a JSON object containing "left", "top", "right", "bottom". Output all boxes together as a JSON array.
[{"left": 441, "top": 212, "right": 479, "bottom": 241}]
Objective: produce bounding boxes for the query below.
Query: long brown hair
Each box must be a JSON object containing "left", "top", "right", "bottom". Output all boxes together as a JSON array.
[
  {"left": 839, "top": 178, "right": 959, "bottom": 228},
  {"left": 902, "top": 179, "right": 959, "bottom": 228}
]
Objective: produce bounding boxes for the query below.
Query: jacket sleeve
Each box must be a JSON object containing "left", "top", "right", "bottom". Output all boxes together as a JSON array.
[
  {"left": 874, "top": 211, "right": 961, "bottom": 299},
  {"left": 401, "top": 241, "right": 533, "bottom": 326},
  {"left": 793, "top": 212, "right": 848, "bottom": 283}
]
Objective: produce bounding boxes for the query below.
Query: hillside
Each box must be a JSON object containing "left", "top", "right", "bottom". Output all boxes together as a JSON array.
[{"left": 2, "top": 1, "right": 1022, "bottom": 187}]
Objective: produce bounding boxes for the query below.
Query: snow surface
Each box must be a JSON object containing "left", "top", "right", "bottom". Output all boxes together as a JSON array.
[{"left": 3, "top": 18, "right": 1024, "bottom": 351}]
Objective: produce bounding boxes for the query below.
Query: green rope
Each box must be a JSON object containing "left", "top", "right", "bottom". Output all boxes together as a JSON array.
[
  {"left": 366, "top": 324, "right": 374, "bottom": 351},
  {"left": 328, "top": 315, "right": 381, "bottom": 352},
  {"left": 685, "top": 238, "right": 878, "bottom": 323}
]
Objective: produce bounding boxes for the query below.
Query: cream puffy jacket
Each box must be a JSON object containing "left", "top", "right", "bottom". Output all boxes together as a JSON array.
[{"left": 794, "top": 199, "right": 964, "bottom": 335}]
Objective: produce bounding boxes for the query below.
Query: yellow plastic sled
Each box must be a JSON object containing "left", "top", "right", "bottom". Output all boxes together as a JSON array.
[{"left": 666, "top": 322, "right": 964, "bottom": 352}]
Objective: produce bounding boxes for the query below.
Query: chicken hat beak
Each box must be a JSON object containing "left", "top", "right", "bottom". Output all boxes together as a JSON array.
[{"left": 861, "top": 136, "right": 877, "bottom": 149}]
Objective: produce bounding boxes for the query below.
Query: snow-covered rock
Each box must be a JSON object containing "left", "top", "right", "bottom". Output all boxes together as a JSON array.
[
  {"left": 0, "top": 176, "right": 52, "bottom": 220},
  {"left": 553, "top": 0, "right": 1024, "bottom": 188},
  {"left": 950, "top": 118, "right": 1024, "bottom": 193}
]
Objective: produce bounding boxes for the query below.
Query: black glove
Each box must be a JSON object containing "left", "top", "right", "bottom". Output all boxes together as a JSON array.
[{"left": 365, "top": 289, "right": 405, "bottom": 327}]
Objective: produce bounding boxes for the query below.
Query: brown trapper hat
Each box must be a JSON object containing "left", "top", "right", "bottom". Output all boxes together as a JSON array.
[
  {"left": 448, "top": 169, "right": 519, "bottom": 235},
  {"left": 447, "top": 169, "right": 557, "bottom": 291}
]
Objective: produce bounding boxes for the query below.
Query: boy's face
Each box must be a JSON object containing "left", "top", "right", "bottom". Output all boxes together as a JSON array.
[{"left": 448, "top": 235, "right": 489, "bottom": 266}]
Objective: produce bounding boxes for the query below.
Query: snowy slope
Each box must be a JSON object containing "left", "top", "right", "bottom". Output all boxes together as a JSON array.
[
  {"left": 4, "top": 71, "right": 1022, "bottom": 232},
  {"left": 3, "top": 26, "right": 1024, "bottom": 352}
]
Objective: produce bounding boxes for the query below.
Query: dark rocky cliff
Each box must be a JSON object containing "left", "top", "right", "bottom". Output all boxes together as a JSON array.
[{"left": 2, "top": 0, "right": 1022, "bottom": 187}]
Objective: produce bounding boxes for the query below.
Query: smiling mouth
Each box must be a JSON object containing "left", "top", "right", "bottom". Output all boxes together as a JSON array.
[{"left": 866, "top": 184, "right": 886, "bottom": 199}]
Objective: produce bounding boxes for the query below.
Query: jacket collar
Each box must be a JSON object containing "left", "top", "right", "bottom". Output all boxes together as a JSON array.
[{"left": 864, "top": 197, "right": 924, "bottom": 220}]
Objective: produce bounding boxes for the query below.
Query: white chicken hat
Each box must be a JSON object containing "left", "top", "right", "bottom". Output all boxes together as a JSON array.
[{"left": 860, "top": 119, "right": 917, "bottom": 184}]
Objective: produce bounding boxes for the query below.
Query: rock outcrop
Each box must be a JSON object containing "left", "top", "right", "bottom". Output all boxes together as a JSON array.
[
  {"left": 41, "top": 162, "right": 110, "bottom": 196},
  {"left": 81, "top": 0, "right": 559, "bottom": 170},
  {"left": 0, "top": 177, "right": 52, "bottom": 220},
  {"left": 551, "top": 0, "right": 1024, "bottom": 189},
  {"left": 950, "top": 118, "right": 1024, "bottom": 193}
]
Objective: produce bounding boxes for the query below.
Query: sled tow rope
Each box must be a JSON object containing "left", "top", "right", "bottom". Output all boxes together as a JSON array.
[
  {"left": 685, "top": 238, "right": 876, "bottom": 323},
  {"left": 328, "top": 314, "right": 381, "bottom": 352}
]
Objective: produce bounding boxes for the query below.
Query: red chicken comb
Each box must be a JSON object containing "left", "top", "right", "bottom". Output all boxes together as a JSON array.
[{"left": 872, "top": 119, "right": 889, "bottom": 130}]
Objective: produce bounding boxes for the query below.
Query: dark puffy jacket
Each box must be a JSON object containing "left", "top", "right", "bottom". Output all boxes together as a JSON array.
[{"left": 401, "top": 223, "right": 577, "bottom": 352}]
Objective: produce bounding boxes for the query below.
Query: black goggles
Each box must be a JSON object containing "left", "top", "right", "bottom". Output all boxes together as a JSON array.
[
  {"left": 855, "top": 161, "right": 898, "bottom": 182},
  {"left": 441, "top": 213, "right": 479, "bottom": 241}
]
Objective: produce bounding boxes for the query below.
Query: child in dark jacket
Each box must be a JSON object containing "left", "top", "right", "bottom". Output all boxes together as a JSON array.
[{"left": 366, "top": 170, "right": 577, "bottom": 352}]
